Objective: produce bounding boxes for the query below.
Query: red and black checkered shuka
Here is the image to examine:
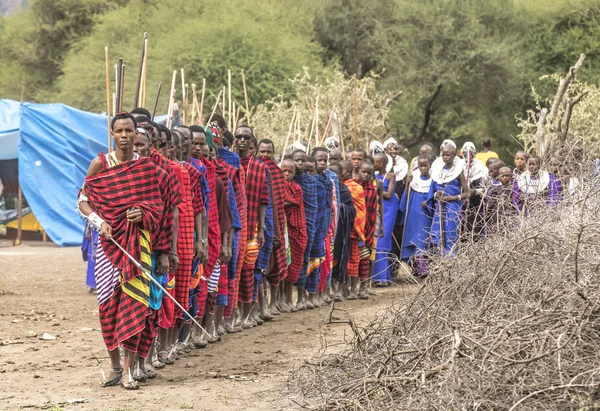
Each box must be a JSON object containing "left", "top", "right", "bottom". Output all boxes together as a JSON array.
[
  {"left": 284, "top": 180, "right": 308, "bottom": 284},
  {"left": 240, "top": 155, "right": 269, "bottom": 240},
  {"left": 361, "top": 180, "right": 379, "bottom": 249},
  {"left": 85, "top": 155, "right": 164, "bottom": 283},
  {"left": 150, "top": 149, "right": 182, "bottom": 252},
  {"left": 229, "top": 163, "right": 247, "bottom": 315},
  {"left": 174, "top": 165, "right": 195, "bottom": 320},
  {"left": 263, "top": 158, "right": 288, "bottom": 286},
  {"left": 199, "top": 157, "right": 221, "bottom": 278}
]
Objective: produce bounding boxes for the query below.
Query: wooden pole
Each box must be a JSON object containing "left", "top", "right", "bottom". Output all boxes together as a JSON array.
[
  {"left": 115, "top": 59, "right": 122, "bottom": 112},
  {"left": 191, "top": 84, "right": 197, "bottom": 125},
  {"left": 134, "top": 32, "right": 147, "bottom": 108},
  {"left": 141, "top": 37, "right": 148, "bottom": 108},
  {"left": 222, "top": 86, "right": 226, "bottom": 119},
  {"left": 208, "top": 89, "right": 223, "bottom": 127},
  {"left": 279, "top": 107, "right": 297, "bottom": 165},
  {"left": 235, "top": 106, "right": 241, "bottom": 130},
  {"left": 180, "top": 68, "right": 186, "bottom": 125},
  {"left": 232, "top": 101, "right": 236, "bottom": 129},
  {"left": 104, "top": 47, "right": 111, "bottom": 153},
  {"left": 199, "top": 78, "right": 206, "bottom": 123},
  {"left": 315, "top": 95, "right": 320, "bottom": 146},
  {"left": 185, "top": 83, "right": 189, "bottom": 125},
  {"left": 338, "top": 110, "right": 346, "bottom": 154},
  {"left": 166, "top": 70, "right": 177, "bottom": 128},
  {"left": 241, "top": 69, "right": 250, "bottom": 125},
  {"left": 353, "top": 75, "right": 358, "bottom": 149},
  {"left": 112, "top": 93, "right": 116, "bottom": 117},
  {"left": 14, "top": 185, "right": 23, "bottom": 246},
  {"left": 151, "top": 82, "right": 162, "bottom": 121},
  {"left": 228, "top": 69, "right": 232, "bottom": 130},
  {"left": 322, "top": 105, "right": 336, "bottom": 141},
  {"left": 119, "top": 64, "right": 126, "bottom": 112},
  {"left": 307, "top": 106, "right": 316, "bottom": 151}
]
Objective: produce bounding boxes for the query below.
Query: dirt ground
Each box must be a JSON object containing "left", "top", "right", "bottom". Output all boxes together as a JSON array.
[{"left": 0, "top": 240, "right": 415, "bottom": 411}]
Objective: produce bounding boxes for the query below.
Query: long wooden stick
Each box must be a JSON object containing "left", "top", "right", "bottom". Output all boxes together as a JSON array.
[
  {"left": 280, "top": 108, "right": 297, "bottom": 165},
  {"left": 116, "top": 59, "right": 122, "bottom": 112},
  {"left": 322, "top": 105, "right": 336, "bottom": 142},
  {"left": 151, "top": 82, "right": 162, "bottom": 121},
  {"left": 241, "top": 69, "right": 250, "bottom": 125},
  {"left": 104, "top": 47, "right": 111, "bottom": 153},
  {"left": 119, "top": 64, "right": 126, "bottom": 112},
  {"left": 180, "top": 69, "right": 186, "bottom": 124},
  {"left": 353, "top": 75, "right": 358, "bottom": 149},
  {"left": 141, "top": 37, "right": 148, "bottom": 108},
  {"left": 307, "top": 106, "right": 316, "bottom": 150},
  {"left": 199, "top": 78, "right": 206, "bottom": 123},
  {"left": 167, "top": 70, "right": 177, "bottom": 128},
  {"left": 232, "top": 101, "right": 236, "bottom": 129},
  {"left": 315, "top": 96, "right": 320, "bottom": 147},
  {"left": 14, "top": 185, "right": 22, "bottom": 247},
  {"left": 338, "top": 110, "right": 346, "bottom": 154},
  {"left": 134, "top": 32, "right": 147, "bottom": 108},
  {"left": 185, "top": 84, "right": 189, "bottom": 125},
  {"left": 207, "top": 89, "right": 223, "bottom": 127},
  {"left": 191, "top": 84, "right": 197, "bottom": 125},
  {"left": 222, "top": 86, "right": 226, "bottom": 119},
  {"left": 227, "top": 69, "right": 232, "bottom": 130}
]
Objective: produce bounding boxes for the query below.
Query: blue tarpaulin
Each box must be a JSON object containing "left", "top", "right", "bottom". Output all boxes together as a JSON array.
[
  {"left": 0, "top": 99, "right": 21, "bottom": 160},
  {"left": 18, "top": 103, "right": 108, "bottom": 246}
]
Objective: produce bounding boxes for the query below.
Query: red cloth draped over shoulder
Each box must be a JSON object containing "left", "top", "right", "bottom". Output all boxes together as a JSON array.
[
  {"left": 361, "top": 180, "right": 379, "bottom": 248},
  {"left": 284, "top": 180, "right": 308, "bottom": 283},
  {"left": 263, "top": 158, "right": 288, "bottom": 278},
  {"left": 149, "top": 149, "right": 182, "bottom": 252},
  {"left": 200, "top": 157, "right": 221, "bottom": 275},
  {"left": 85, "top": 154, "right": 164, "bottom": 283},
  {"left": 240, "top": 156, "right": 268, "bottom": 240}
]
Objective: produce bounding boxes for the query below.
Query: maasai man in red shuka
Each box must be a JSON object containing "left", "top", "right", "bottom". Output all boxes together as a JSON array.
[
  {"left": 78, "top": 113, "right": 165, "bottom": 390},
  {"left": 358, "top": 161, "right": 379, "bottom": 299},
  {"left": 256, "top": 139, "right": 288, "bottom": 316},
  {"left": 280, "top": 158, "right": 308, "bottom": 312},
  {"left": 340, "top": 159, "right": 366, "bottom": 300},
  {"left": 188, "top": 125, "right": 221, "bottom": 347},
  {"left": 234, "top": 125, "right": 269, "bottom": 328}
]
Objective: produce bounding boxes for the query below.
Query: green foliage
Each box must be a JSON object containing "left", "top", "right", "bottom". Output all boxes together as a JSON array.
[{"left": 55, "top": 0, "right": 326, "bottom": 114}]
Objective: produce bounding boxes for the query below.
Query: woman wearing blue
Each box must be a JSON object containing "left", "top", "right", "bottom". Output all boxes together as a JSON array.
[
  {"left": 399, "top": 154, "right": 435, "bottom": 270},
  {"left": 429, "top": 140, "right": 470, "bottom": 255},
  {"left": 371, "top": 153, "right": 399, "bottom": 286}
]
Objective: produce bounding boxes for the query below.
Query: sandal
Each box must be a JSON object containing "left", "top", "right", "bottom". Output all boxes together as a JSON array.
[
  {"left": 151, "top": 359, "right": 165, "bottom": 369},
  {"left": 144, "top": 364, "right": 157, "bottom": 379},
  {"left": 121, "top": 377, "right": 140, "bottom": 390},
  {"left": 157, "top": 351, "right": 174, "bottom": 365},
  {"left": 100, "top": 368, "right": 122, "bottom": 387}
]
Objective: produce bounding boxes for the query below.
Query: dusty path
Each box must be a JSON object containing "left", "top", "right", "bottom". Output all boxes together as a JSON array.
[{"left": 0, "top": 241, "right": 414, "bottom": 411}]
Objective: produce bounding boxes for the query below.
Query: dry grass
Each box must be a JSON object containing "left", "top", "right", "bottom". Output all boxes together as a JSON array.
[{"left": 288, "top": 173, "right": 600, "bottom": 410}]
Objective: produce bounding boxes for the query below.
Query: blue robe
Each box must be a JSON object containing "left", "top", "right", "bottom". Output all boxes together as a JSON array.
[
  {"left": 372, "top": 175, "right": 399, "bottom": 283},
  {"left": 293, "top": 172, "right": 318, "bottom": 289},
  {"left": 399, "top": 177, "right": 434, "bottom": 261},
  {"left": 429, "top": 175, "right": 462, "bottom": 255}
]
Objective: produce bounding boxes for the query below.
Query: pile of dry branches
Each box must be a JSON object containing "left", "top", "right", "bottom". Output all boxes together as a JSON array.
[{"left": 289, "top": 178, "right": 600, "bottom": 410}]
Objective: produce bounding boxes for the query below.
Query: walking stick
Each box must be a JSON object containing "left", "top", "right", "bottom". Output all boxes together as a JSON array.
[
  {"left": 109, "top": 236, "right": 209, "bottom": 337},
  {"left": 151, "top": 82, "right": 162, "bottom": 121},
  {"left": 438, "top": 197, "right": 445, "bottom": 254}
]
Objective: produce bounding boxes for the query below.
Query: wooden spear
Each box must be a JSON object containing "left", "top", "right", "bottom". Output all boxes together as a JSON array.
[
  {"left": 228, "top": 69, "right": 232, "bottom": 130},
  {"left": 185, "top": 83, "right": 189, "bottom": 125},
  {"left": 241, "top": 69, "right": 250, "bottom": 125},
  {"left": 134, "top": 32, "right": 147, "bottom": 108},
  {"left": 180, "top": 68, "right": 186, "bottom": 124},
  {"left": 199, "top": 78, "right": 206, "bottom": 123},
  {"left": 207, "top": 89, "right": 223, "bottom": 127},
  {"left": 151, "top": 82, "right": 162, "bottom": 121},
  {"left": 280, "top": 107, "right": 297, "bottom": 165},
  {"left": 353, "top": 75, "right": 358, "bottom": 149},
  {"left": 104, "top": 47, "right": 111, "bottom": 153},
  {"left": 166, "top": 70, "right": 177, "bottom": 128},
  {"left": 141, "top": 36, "right": 148, "bottom": 108},
  {"left": 191, "top": 84, "right": 197, "bottom": 125}
]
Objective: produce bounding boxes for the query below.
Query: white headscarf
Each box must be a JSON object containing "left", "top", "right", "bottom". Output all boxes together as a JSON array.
[
  {"left": 370, "top": 141, "right": 385, "bottom": 155},
  {"left": 440, "top": 139, "right": 457, "bottom": 151},
  {"left": 383, "top": 138, "right": 398, "bottom": 150},
  {"left": 324, "top": 136, "right": 339, "bottom": 151}
]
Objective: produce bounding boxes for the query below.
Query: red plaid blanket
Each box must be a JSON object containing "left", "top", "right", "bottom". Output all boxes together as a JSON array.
[
  {"left": 85, "top": 155, "right": 164, "bottom": 283},
  {"left": 240, "top": 156, "right": 268, "bottom": 240}
]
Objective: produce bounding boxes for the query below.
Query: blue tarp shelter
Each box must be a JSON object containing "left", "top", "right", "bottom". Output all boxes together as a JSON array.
[{"left": 0, "top": 99, "right": 109, "bottom": 246}]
